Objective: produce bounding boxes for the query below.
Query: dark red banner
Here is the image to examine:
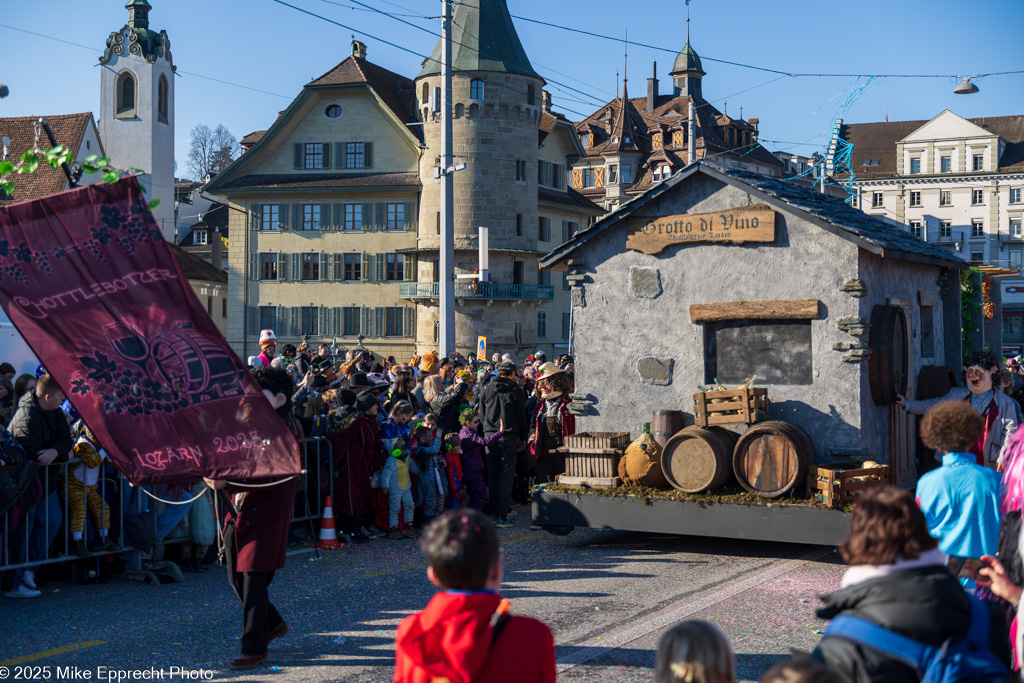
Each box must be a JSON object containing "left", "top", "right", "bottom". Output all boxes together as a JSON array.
[{"left": 0, "top": 178, "right": 301, "bottom": 485}]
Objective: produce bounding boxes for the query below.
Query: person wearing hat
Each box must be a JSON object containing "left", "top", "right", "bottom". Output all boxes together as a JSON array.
[
  {"left": 531, "top": 363, "right": 576, "bottom": 485},
  {"left": 327, "top": 390, "right": 385, "bottom": 543},
  {"left": 478, "top": 361, "right": 528, "bottom": 527},
  {"left": 255, "top": 330, "right": 277, "bottom": 368}
]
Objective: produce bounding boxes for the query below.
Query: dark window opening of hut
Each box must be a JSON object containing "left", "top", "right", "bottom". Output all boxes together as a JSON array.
[{"left": 704, "top": 320, "right": 813, "bottom": 386}]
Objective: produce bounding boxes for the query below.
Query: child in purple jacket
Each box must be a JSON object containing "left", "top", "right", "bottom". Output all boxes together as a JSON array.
[{"left": 458, "top": 408, "right": 502, "bottom": 511}]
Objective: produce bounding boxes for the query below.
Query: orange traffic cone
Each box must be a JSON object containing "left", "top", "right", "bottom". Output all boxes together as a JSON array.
[{"left": 316, "top": 496, "right": 342, "bottom": 549}]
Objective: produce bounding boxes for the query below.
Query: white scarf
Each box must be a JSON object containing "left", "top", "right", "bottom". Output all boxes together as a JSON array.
[{"left": 839, "top": 548, "right": 946, "bottom": 589}]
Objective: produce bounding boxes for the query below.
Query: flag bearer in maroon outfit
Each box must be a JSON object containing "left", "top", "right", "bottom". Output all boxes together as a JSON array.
[{"left": 206, "top": 366, "right": 299, "bottom": 670}]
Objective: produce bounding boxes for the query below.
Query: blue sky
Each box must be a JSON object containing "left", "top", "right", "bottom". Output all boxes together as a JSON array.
[{"left": 1, "top": 0, "right": 1021, "bottom": 177}]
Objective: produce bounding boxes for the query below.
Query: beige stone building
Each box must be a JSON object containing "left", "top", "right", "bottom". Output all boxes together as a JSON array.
[{"left": 207, "top": 0, "right": 601, "bottom": 362}]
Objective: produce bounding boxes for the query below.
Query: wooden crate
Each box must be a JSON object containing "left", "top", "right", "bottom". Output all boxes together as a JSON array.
[
  {"left": 564, "top": 431, "right": 631, "bottom": 450},
  {"left": 806, "top": 460, "right": 891, "bottom": 508},
  {"left": 693, "top": 387, "right": 769, "bottom": 427},
  {"left": 556, "top": 474, "right": 622, "bottom": 489},
  {"left": 559, "top": 446, "right": 622, "bottom": 479}
]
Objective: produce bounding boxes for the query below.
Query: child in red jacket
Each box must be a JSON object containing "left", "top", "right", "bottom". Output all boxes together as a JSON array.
[{"left": 394, "top": 509, "right": 556, "bottom": 683}]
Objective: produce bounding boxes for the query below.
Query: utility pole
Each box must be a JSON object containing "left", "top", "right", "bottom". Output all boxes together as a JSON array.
[{"left": 438, "top": 0, "right": 456, "bottom": 358}]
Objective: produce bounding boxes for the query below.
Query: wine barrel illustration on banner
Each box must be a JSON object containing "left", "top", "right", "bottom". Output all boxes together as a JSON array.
[
  {"left": 868, "top": 304, "right": 908, "bottom": 406},
  {"left": 732, "top": 421, "right": 813, "bottom": 498}
]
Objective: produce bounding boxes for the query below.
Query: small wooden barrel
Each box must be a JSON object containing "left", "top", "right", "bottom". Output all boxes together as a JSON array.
[
  {"left": 661, "top": 426, "right": 739, "bottom": 493},
  {"left": 732, "top": 421, "right": 813, "bottom": 498},
  {"left": 651, "top": 410, "right": 686, "bottom": 449}
]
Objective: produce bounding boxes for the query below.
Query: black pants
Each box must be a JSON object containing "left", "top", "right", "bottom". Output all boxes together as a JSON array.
[
  {"left": 224, "top": 522, "right": 284, "bottom": 656},
  {"left": 485, "top": 434, "right": 518, "bottom": 519}
]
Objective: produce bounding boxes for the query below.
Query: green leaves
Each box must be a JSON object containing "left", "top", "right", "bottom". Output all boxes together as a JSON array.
[
  {"left": 148, "top": 199, "right": 162, "bottom": 210},
  {"left": 102, "top": 171, "right": 120, "bottom": 184},
  {"left": 19, "top": 152, "right": 38, "bottom": 174},
  {"left": 1, "top": 180, "right": 13, "bottom": 198},
  {"left": 0, "top": 160, "right": 14, "bottom": 175}
]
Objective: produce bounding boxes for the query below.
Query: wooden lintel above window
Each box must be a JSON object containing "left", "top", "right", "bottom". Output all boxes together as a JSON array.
[{"left": 690, "top": 299, "right": 821, "bottom": 324}]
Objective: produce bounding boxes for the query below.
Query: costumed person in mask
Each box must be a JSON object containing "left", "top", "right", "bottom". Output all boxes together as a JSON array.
[
  {"left": 899, "top": 351, "right": 1019, "bottom": 471},
  {"left": 530, "top": 363, "right": 575, "bottom": 484},
  {"left": 205, "top": 366, "right": 300, "bottom": 670},
  {"left": 254, "top": 330, "right": 277, "bottom": 368}
]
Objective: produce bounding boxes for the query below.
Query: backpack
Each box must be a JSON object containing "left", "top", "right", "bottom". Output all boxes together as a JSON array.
[{"left": 823, "top": 594, "right": 1008, "bottom": 683}]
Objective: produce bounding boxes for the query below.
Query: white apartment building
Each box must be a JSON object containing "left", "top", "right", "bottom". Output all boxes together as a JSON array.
[{"left": 839, "top": 110, "right": 1024, "bottom": 352}]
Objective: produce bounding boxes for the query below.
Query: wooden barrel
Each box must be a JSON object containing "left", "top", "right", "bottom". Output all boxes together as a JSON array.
[
  {"left": 917, "top": 365, "right": 957, "bottom": 400},
  {"left": 732, "top": 421, "right": 813, "bottom": 499},
  {"left": 651, "top": 410, "right": 686, "bottom": 449},
  {"left": 661, "top": 426, "right": 739, "bottom": 493},
  {"left": 868, "top": 305, "right": 909, "bottom": 406}
]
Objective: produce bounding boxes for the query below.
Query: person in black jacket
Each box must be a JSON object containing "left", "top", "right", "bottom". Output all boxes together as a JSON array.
[
  {"left": 811, "top": 486, "right": 1009, "bottom": 683},
  {"left": 4, "top": 374, "right": 73, "bottom": 599},
  {"left": 477, "top": 361, "right": 527, "bottom": 527}
]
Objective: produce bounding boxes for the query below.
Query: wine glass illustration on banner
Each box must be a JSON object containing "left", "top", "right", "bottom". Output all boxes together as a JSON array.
[{"left": 105, "top": 321, "right": 150, "bottom": 368}]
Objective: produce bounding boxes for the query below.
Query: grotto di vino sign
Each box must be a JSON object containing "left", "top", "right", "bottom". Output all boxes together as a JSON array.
[{"left": 626, "top": 204, "right": 776, "bottom": 255}]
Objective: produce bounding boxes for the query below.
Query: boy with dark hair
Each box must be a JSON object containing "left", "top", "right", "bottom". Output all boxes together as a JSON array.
[{"left": 394, "top": 509, "right": 556, "bottom": 682}]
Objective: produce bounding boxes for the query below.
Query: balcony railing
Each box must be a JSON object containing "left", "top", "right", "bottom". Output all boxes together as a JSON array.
[{"left": 399, "top": 281, "right": 554, "bottom": 301}]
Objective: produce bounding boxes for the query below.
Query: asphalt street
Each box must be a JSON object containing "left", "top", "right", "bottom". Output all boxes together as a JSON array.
[{"left": 1, "top": 513, "right": 846, "bottom": 682}]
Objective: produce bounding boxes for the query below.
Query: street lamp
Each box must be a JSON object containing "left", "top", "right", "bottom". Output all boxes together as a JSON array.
[{"left": 954, "top": 77, "right": 979, "bottom": 95}]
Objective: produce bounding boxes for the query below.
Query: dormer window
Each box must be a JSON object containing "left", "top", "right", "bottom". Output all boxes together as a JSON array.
[
  {"left": 610, "top": 135, "right": 619, "bottom": 144},
  {"left": 193, "top": 229, "right": 208, "bottom": 246},
  {"left": 653, "top": 133, "right": 663, "bottom": 149}
]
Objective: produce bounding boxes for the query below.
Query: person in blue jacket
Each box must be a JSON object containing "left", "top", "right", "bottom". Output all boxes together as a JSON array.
[{"left": 915, "top": 400, "right": 1002, "bottom": 580}]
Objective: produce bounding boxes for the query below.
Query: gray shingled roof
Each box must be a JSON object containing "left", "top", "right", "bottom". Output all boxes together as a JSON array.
[
  {"left": 724, "top": 169, "right": 966, "bottom": 266},
  {"left": 540, "top": 163, "right": 967, "bottom": 270}
]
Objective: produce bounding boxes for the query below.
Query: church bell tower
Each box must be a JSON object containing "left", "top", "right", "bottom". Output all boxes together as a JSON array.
[{"left": 98, "top": 0, "right": 176, "bottom": 241}]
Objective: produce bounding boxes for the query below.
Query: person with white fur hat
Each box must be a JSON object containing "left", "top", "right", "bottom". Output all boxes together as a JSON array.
[{"left": 255, "top": 330, "right": 277, "bottom": 368}]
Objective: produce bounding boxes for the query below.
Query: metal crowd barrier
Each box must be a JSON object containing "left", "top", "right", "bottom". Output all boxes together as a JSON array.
[{"left": 0, "top": 437, "right": 335, "bottom": 584}]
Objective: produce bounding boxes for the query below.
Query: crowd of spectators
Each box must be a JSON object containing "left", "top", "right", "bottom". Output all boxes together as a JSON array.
[{"left": 0, "top": 333, "right": 578, "bottom": 600}]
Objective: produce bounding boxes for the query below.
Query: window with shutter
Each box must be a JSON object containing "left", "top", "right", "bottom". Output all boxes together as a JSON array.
[
  {"left": 248, "top": 306, "right": 259, "bottom": 335},
  {"left": 321, "top": 142, "right": 330, "bottom": 169},
  {"left": 251, "top": 209, "right": 261, "bottom": 231},
  {"left": 335, "top": 142, "right": 344, "bottom": 169},
  {"left": 249, "top": 254, "right": 258, "bottom": 281},
  {"left": 362, "top": 307, "right": 372, "bottom": 337},
  {"left": 333, "top": 307, "right": 341, "bottom": 335},
  {"left": 404, "top": 201, "right": 415, "bottom": 230},
  {"left": 278, "top": 251, "right": 288, "bottom": 280},
  {"left": 375, "top": 202, "right": 387, "bottom": 231},
  {"left": 376, "top": 307, "right": 386, "bottom": 338},
  {"left": 291, "top": 307, "right": 300, "bottom": 336},
  {"left": 362, "top": 203, "right": 373, "bottom": 230},
  {"left": 364, "top": 142, "right": 373, "bottom": 168},
  {"left": 320, "top": 253, "right": 328, "bottom": 280},
  {"left": 362, "top": 252, "right": 372, "bottom": 281},
  {"left": 279, "top": 204, "right": 289, "bottom": 231},
  {"left": 293, "top": 205, "right": 301, "bottom": 230},
  {"left": 404, "top": 254, "right": 416, "bottom": 281},
  {"left": 292, "top": 253, "right": 301, "bottom": 280},
  {"left": 376, "top": 253, "right": 386, "bottom": 282},
  {"left": 294, "top": 144, "right": 302, "bottom": 169},
  {"left": 321, "top": 203, "right": 331, "bottom": 231},
  {"left": 319, "top": 307, "right": 328, "bottom": 336},
  {"left": 404, "top": 307, "right": 414, "bottom": 338}
]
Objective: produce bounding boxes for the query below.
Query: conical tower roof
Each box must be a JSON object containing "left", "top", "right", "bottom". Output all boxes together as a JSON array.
[
  {"left": 417, "top": 0, "right": 541, "bottom": 80},
  {"left": 608, "top": 81, "right": 643, "bottom": 153}
]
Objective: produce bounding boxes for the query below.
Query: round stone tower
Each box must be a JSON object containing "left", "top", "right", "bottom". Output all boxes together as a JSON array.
[{"left": 412, "top": 0, "right": 547, "bottom": 357}]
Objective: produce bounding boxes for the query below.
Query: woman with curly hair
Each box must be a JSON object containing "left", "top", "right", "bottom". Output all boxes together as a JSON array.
[
  {"left": 916, "top": 400, "right": 1001, "bottom": 566},
  {"left": 899, "top": 350, "right": 1019, "bottom": 470}
]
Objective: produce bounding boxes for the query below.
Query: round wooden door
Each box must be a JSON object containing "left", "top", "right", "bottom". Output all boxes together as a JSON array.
[{"left": 869, "top": 305, "right": 909, "bottom": 406}]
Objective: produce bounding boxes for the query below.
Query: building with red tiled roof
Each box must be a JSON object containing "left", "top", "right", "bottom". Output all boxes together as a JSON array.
[
  {"left": 571, "top": 27, "right": 783, "bottom": 212},
  {"left": 0, "top": 113, "right": 104, "bottom": 206},
  {"left": 206, "top": 9, "right": 603, "bottom": 363}
]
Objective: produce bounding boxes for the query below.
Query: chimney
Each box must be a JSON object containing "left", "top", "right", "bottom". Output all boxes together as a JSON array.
[
  {"left": 542, "top": 90, "right": 552, "bottom": 113},
  {"left": 211, "top": 229, "right": 224, "bottom": 270},
  {"left": 352, "top": 40, "right": 367, "bottom": 59},
  {"left": 647, "top": 61, "right": 659, "bottom": 113}
]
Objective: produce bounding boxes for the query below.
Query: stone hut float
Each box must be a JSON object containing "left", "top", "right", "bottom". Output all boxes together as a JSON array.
[{"left": 539, "top": 162, "right": 971, "bottom": 507}]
